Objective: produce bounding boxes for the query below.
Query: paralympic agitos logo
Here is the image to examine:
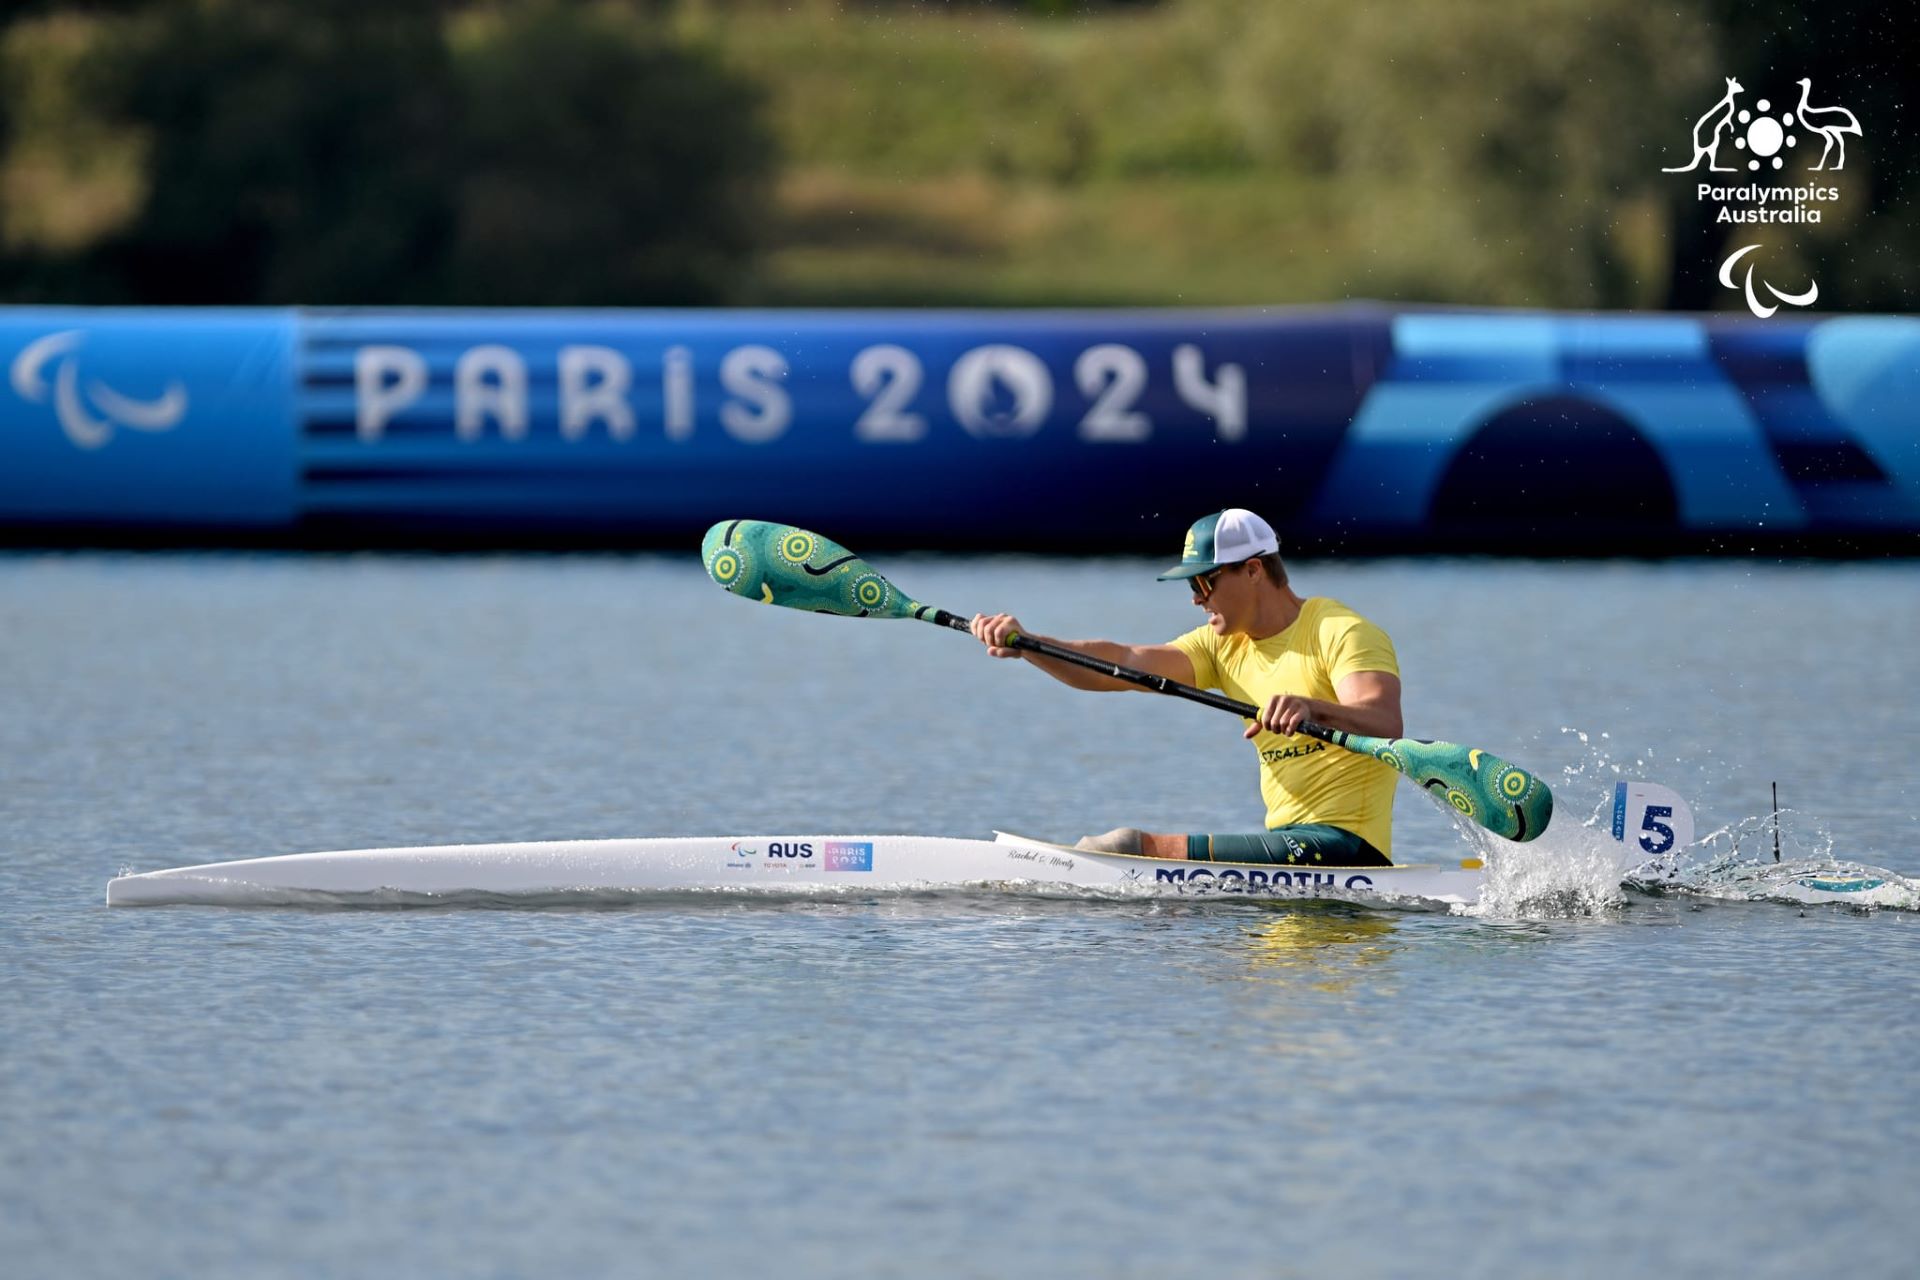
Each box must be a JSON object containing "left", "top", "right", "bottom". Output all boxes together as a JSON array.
[
  {"left": 1659, "top": 76, "right": 1862, "bottom": 318},
  {"left": 9, "top": 330, "right": 189, "bottom": 449}
]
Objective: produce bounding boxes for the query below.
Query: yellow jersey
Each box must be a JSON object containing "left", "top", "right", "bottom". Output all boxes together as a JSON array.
[{"left": 1169, "top": 597, "right": 1400, "bottom": 855}]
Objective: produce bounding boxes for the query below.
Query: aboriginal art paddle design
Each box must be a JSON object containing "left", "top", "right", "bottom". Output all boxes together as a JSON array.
[
  {"left": 702, "top": 519, "right": 927, "bottom": 619},
  {"left": 1299, "top": 730, "right": 1551, "bottom": 843}
]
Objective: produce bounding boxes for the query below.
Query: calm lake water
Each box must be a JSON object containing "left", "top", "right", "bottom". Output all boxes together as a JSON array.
[{"left": 4, "top": 552, "right": 1917, "bottom": 1278}]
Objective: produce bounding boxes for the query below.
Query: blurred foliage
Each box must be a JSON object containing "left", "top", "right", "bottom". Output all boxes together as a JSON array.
[
  {"left": 0, "top": 0, "right": 1910, "bottom": 309},
  {"left": 701, "top": 0, "right": 1711, "bottom": 307},
  {"left": 693, "top": 1, "right": 1165, "bottom": 13},
  {"left": 86, "top": 0, "right": 457, "bottom": 303},
  {"left": 1193, "top": 0, "right": 1717, "bottom": 307},
  {"left": 0, "top": 0, "right": 772, "bottom": 304},
  {"left": 443, "top": 4, "right": 772, "bottom": 304}
]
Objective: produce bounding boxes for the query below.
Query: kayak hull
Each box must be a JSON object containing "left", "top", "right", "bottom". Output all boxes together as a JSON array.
[{"left": 105, "top": 832, "right": 1486, "bottom": 909}]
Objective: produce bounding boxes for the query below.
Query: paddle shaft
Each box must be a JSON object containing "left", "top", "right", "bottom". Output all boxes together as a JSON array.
[
  {"left": 924, "top": 609, "right": 1352, "bottom": 750},
  {"left": 703, "top": 518, "right": 1551, "bottom": 841}
]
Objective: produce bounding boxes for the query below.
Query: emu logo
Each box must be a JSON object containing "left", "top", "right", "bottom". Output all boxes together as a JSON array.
[{"left": 10, "top": 330, "right": 188, "bottom": 450}]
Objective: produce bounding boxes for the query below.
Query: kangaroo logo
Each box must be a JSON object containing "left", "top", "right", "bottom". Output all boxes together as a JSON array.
[
  {"left": 9, "top": 330, "right": 189, "bottom": 450},
  {"left": 1663, "top": 77, "right": 1744, "bottom": 173},
  {"left": 1719, "top": 244, "right": 1818, "bottom": 319}
]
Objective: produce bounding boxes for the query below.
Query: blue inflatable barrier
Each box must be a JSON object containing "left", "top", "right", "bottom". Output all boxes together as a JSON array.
[
  {"left": 2, "top": 305, "right": 1914, "bottom": 550},
  {"left": 1, "top": 309, "right": 297, "bottom": 525}
]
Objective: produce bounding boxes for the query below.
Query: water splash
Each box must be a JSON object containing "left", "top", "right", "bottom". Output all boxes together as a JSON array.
[
  {"left": 1425, "top": 728, "right": 1651, "bottom": 918},
  {"left": 1547, "top": 725, "right": 1684, "bottom": 789},
  {"left": 1491, "top": 725, "right": 1918, "bottom": 913},
  {"left": 1452, "top": 809, "right": 1628, "bottom": 919},
  {"left": 1420, "top": 726, "right": 1920, "bottom": 918},
  {"left": 1625, "top": 809, "right": 1918, "bottom": 910}
]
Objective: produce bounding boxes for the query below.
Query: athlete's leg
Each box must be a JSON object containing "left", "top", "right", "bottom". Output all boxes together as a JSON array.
[
  {"left": 1186, "top": 825, "right": 1390, "bottom": 866},
  {"left": 1073, "top": 828, "right": 1189, "bottom": 858}
]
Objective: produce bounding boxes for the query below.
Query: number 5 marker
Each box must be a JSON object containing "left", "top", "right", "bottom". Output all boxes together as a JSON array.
[{"left": 1610, "top": 780, "right": 1695, "bottom": 877}]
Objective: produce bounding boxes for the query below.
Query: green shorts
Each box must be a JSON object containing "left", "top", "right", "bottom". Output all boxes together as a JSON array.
[{"left": 1185, "top": 825, "right": 1391, "bottom": 866}]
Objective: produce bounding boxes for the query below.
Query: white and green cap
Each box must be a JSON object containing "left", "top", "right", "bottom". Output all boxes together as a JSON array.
[{"left": 1155, "top": 508, "right": 1279, "bottom": 581}]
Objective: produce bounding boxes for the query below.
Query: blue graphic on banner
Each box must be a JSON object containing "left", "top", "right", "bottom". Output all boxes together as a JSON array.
[
  {"left": 1803, "top": 317, "right": 1920, "bottom": 523},
  {"left": 1310, "top": 314, "right": 1805, "bottom": 529},
  {"left": 0, "top": 305, "right": 1915, "bottom": 545},
  {"left": 0, "top": 310, "right": 296, "bottom": 524}
]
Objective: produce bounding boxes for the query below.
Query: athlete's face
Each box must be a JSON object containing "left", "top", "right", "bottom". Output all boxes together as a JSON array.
[{"left": 1191, "top": 560, "right": 1253, "bottom": 630}]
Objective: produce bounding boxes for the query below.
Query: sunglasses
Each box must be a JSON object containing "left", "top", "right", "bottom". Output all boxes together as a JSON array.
[{"left": 1190, "top": 563, "right": 1237, "bottom": 602}]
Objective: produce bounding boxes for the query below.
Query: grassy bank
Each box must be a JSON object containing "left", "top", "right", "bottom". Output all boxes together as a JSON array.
[{"left": 683, "top": 0, "right": 1695, "bottom": 308}]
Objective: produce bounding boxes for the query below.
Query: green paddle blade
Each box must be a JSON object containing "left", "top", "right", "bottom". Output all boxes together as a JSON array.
[
  {"left": 702, "top": 519, "right": 929, "bottom": 619},
  {"left": 1331, "top": 731, "right": 1554, "bottom": 842}
]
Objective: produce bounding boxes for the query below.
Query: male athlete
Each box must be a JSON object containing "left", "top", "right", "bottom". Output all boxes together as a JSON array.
[{"left": 969, "top": 508, "right": 1403, "bottom": 866}]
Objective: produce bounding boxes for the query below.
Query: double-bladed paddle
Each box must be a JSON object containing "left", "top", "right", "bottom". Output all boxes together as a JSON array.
[{"left": 702, "top": 518, "right": 1553, "bottom": 842}]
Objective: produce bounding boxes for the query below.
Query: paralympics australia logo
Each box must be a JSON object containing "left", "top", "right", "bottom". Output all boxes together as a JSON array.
[
  {"left": 1660, "top": 76, "right": 1861, "bottom": 318},
  {"left": 9, "top": 330, "right": 189, "bottom": 449}
]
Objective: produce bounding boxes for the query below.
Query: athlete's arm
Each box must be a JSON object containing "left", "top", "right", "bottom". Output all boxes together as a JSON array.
[
  {"left": 1245, "top": 671, "right": 1404, "bottom": 741},
  {"left": 969, "top": 613, "right": 1197, "bottom": 692}
]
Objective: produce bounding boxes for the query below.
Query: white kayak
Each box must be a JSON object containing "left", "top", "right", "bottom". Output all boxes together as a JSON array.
[{"left": 105, "top": 831, "right": 1488, "bottom": 910}]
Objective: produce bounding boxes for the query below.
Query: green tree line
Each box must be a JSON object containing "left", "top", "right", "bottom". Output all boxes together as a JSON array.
[
  {"left": 0, "top": 0, "right": 1910, "bottom": 310},
  {"left": 0, "top": 0, "right": 773, "bottom": 304}
]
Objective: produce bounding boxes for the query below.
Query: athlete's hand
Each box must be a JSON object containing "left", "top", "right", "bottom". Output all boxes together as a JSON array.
[
  {"left": 1247, "top": 694, "right": 1317, "bottom": 739},
  {"left": 970, "top": 613, "right": 1025, "bottom": 659}
]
